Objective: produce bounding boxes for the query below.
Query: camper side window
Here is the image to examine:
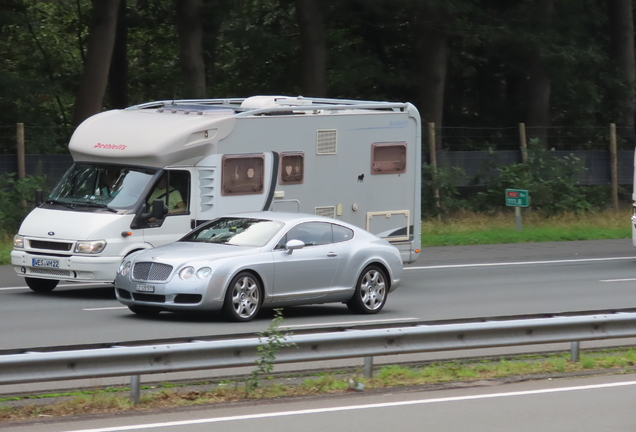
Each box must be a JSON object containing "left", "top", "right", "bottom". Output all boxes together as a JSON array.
[
  {"left": 221, "top": 155, "right": 265, "bottom": 196},
  {"left": 371, "top": 142, "right": 407, "bottom": 174},
  {"left": 147, "top": 170, "right": 190, "bottom": 215},
  {"left": 280, "top": 152, "right": 304, "bottom": 185}
]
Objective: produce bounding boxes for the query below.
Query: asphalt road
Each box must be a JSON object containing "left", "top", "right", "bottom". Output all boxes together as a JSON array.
[
  {"left": 1, "top": 238, "right": 635, "bottom": 350},
  {"left": 9, "top": 374, "right": 636, "bottom": 432}
]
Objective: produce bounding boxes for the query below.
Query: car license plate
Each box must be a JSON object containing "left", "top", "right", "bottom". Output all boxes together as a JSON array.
[
  {"left": 136, "top": 284, "right": 155, "bottom": 293},
  {"left": 31, "top": 258, "right": 59, "bottom": 268}
]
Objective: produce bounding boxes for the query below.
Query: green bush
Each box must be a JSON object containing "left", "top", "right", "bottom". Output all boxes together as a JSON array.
[
  {"left": 0, "top": 173, "right": 47, "bottom": 237},
  {"left": 470, "top": 139, "right": 591, "bottom": 214},
  {"left": 421, "top": 163, "right": 469, "bottom": 218}
]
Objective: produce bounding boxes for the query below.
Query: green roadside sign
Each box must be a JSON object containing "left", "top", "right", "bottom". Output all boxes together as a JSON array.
[{"left": 505, "top": 189, "right": 529, "bottom": 207}]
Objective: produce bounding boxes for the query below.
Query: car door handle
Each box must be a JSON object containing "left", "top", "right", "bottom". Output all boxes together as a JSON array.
[{"left": 327, "top": 252, "right": 338, "bottom": 257}]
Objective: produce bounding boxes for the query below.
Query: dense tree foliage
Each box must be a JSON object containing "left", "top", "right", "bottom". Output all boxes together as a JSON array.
[{"left": 0, "top": 0, "right": 634, "bottom": 152}]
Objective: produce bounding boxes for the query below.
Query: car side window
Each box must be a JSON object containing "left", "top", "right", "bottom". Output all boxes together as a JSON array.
[
  {"left": 276, "top": 222, "right": 333, "bottom": 248},
  {"left": 333, "top": 224, "right": 354, "bottom": 243}
]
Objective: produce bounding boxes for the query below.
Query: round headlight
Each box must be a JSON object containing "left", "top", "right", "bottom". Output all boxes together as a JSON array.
[
  {"left": 196, "top": 267, "right": 212, "bottom": 279},
  {"left": 120, "top": 261, "right": 131, "bottom": 276},
  {"left": 179, "top": 266, "right": 195, "bottom": 280}
]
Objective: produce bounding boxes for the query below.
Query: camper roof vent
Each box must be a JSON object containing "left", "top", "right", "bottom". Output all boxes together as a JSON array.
[
  {"left": 240, "top": 96, "right": 313, "bottom": 110},
  {"left": 316, "top": 129, "right": 337, "bottom": 155}
]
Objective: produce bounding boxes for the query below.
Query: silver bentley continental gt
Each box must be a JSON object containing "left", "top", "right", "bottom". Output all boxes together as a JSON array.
[{"left": 114, "top": 212, "right": 403, "bottom": 322}]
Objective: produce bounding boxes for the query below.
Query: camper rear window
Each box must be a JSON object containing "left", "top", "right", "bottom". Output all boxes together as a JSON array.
[
  {"left": 280, "top": 152, "right": 304, "bottom": 185},
  {"left": 221, "top": 155, "right": 265, "bottom": 196},
  {"left": 371, "top": 142, "right": 407, "bottom": 174}
]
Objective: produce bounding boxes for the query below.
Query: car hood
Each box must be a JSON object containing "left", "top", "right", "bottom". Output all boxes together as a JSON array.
[{"left": 132, "top": 242, "right": 262, "bottom": 264}]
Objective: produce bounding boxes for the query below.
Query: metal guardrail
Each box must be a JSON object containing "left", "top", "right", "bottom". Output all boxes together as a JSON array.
[{"left": 3, "top": 312, "right": 636, "bottom": 402}]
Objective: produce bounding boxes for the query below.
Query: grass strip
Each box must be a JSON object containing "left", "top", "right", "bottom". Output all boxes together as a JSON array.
[{"left": 2, "top": 348, "right": 636, "bottom": 422}]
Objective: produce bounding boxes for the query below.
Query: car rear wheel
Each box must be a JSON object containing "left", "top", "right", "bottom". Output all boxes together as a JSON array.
[
  {"left": 222, "top": 272, "right": 262, "bottom": 322},
  {"left": 128, "top": 305, "right": 161, "bottom": 316},
  {"left": 347, "top": 265, "right": 388, "bottom": 314},
  {"left": 25, "top": 277, "right": 58, "bottom": 293}
]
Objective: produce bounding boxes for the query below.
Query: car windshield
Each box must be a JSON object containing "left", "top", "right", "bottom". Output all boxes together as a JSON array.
[
  {"left": 181, "top": 217, "right": 284, "bottom": 247},
  {"left": 47, "top": 163, "right": 158, "bottom": 211}
]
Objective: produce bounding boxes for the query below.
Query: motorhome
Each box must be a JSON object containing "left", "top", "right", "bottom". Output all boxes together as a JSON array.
[{"left": 11, "top": 96, "right": 422, "bottom": 292}]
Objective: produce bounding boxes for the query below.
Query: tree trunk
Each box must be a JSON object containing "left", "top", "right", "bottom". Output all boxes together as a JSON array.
[
  {"left": 294, "top": 0, "right": 326, "bottom": 97},
  {"left": 416, "top": 8, "right": 448, "bottom": 151},
  {"left": 176, "top": 0, "right": 205, "bottom": 99},
  {"left": 72, "top": 0, "right": 122, "bottom": 126},
  {"left": 109, "top": 0, "right": 128, "bottom": 109},
  {"left": 524, "top": 0, "right": 553, "bottom": 147},
  {"left": 607, "top": 0, "right": 636, "bottom": 144}
]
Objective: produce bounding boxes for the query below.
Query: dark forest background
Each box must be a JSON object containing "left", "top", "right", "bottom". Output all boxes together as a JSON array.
[{"left": 1, "top": 0, "right": 635, "bottom": 153}]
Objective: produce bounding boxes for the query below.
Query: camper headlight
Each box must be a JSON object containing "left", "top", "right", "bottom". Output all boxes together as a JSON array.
[
  {"left": 179, "top": 266, "right": 195, "bottom": 280},
  {"left": 75, "top": 240, "right": 107, "bottom": 254},
  {"left": 13, "top": 235, "right": 24, "bottom": 249},
  {"left": 119, "top": 261, "right": 131, "bottom": 276}
]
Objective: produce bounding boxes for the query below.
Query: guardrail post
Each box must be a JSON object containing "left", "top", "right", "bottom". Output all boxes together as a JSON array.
[
  {"left": 363, "top": 356, "right": 373, "bottom": 378},
  {"left": 130, "top": 375, "right": 141, "bottom": 404},
  {"left": 570, "top": 341, "right": 580, "bottom": 362}
]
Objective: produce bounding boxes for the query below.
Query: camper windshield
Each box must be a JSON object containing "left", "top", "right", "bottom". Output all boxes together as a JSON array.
[{"left": 46, "top": 163, "right": 158, "bottom": 212}]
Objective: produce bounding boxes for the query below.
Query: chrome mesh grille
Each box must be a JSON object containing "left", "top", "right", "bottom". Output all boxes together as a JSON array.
[{"left": 133, "top": 262, "right": 173, "bottom": 281}]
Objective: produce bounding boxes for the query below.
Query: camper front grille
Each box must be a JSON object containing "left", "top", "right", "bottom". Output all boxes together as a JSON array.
[
  {"left": 315, "top": 206, "right": 336, "bottom": 218},
  {"left": 29, "top": 268, "right": 72, "bottom": 277},
  {"left": 133, "top": 262, "right": 173, "bottom": 281},
  {"left": 316, "top": 129, "right": 337, "bottom": 154},
  {"left": 30, "top": 240, "right": 73, "bottom": 251}
]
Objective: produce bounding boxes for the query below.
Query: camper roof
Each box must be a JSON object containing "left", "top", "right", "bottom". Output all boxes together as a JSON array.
[{"left": 69, "top": 96, "right": 414, "bottom": 167}]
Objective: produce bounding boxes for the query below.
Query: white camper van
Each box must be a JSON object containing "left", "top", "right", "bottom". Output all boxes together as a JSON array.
[{"left": 11, "top": 96, "right": 422, "bottom": 292}]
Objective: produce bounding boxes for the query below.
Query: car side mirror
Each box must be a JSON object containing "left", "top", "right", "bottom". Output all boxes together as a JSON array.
[{"left": 285, "top": 239, "right": 305, "bottom": 254}]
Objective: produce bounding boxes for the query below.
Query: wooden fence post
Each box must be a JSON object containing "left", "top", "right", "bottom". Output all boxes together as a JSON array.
[
  {"left": 609, "top": 123, "right": 618, "bottom": 212},
  {"left": 519, "top": 123, "right": 528, "bottom": 163},
  {"left": 16, "top": 123, "right": 25, "bottom": 179},
  {"left": 428, "top": 122, "right": 440, "bottom": 215}
]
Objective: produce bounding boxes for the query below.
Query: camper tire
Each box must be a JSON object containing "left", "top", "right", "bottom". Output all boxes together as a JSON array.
[
  {"left": 128, "top": 305, "right": 161, "bottom": 316},
  {"left": 25, "top": 277, "right": 59, "bottom": 293},
  {"left": 222, "top": 271, "right": 262, "bottom": 322},
  {"left": 346, "top": 265, "right": 388, "bottom": 314}
]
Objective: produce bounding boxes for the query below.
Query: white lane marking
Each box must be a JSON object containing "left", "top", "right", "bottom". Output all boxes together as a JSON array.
[
  {"left": 0, "top": 283, "right": 110, "bottom": 291},
  {"left": 83, "top": 307, "right": 128, "bottom": 311},
  {"left": 600, "top": 278, "right": 636, "bottom": 282},
  {"left": 283, "top": 317, "right": 419, "bottom": 329},
  {"left": 57, "top": 379, "right": 636, "bottom": 432},
  {"left": 405, "top": 256, "right": 636, "bottom": 270}
]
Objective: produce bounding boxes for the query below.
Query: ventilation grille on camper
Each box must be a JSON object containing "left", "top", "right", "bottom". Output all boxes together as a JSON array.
[
  {"left": 316, "top": 129, "right": 337, "bottom": 154},
  {"left": 315, "top": 206, "right": 336, "bottom": 218}
]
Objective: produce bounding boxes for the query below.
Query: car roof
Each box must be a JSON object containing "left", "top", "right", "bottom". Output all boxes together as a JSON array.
[{"left": 220, "top": 211, "right": 355, "bottom": 226}]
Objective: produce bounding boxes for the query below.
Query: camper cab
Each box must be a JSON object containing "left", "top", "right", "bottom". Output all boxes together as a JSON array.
[{"left": 11, "top": 96, "right": 422, "bottom": 292}]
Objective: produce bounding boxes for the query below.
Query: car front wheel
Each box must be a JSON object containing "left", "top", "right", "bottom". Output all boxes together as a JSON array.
[
  {"left": 222, "top": 272, "right": 262, "bottom": 322},
  {"left": 25, "top": 277, "right": 59, "bottom": 293},
  {"left": 347, "top": 265, "right": 388, "bottom": 314}
]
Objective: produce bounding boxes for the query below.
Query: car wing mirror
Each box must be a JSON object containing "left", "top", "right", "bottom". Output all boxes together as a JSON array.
[{"left": 285, "top": 239, "right": 305, "bottom": 254}]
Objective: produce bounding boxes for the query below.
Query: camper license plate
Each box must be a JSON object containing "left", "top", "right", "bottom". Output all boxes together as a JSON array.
[
  {"left": 136, "top": 284, "right": 155, "bottom": 293},
  {"left": 31, "top": 258, "right": 59, "bottom": 268}
]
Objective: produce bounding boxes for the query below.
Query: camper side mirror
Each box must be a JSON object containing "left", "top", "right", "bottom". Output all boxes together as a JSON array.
[
  {"left": 150, "top": 199, "right": 168, "bottom": 220},
  {"left": 35, "top": 190, "right": 43, "bottom": 207},
  {"left": 141, "top": 199, "right": 168, "bottom": 222}
]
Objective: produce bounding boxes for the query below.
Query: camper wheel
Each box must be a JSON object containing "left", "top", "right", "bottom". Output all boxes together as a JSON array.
[
  {"left": 346, "top": 265, "right": 388, "bottom": 314},
  {"left": 222, "top": 271, "right": 262, "bottom": 322},
  {"left": 25, "top": 277, "right": 58, "bottom": 293}
]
